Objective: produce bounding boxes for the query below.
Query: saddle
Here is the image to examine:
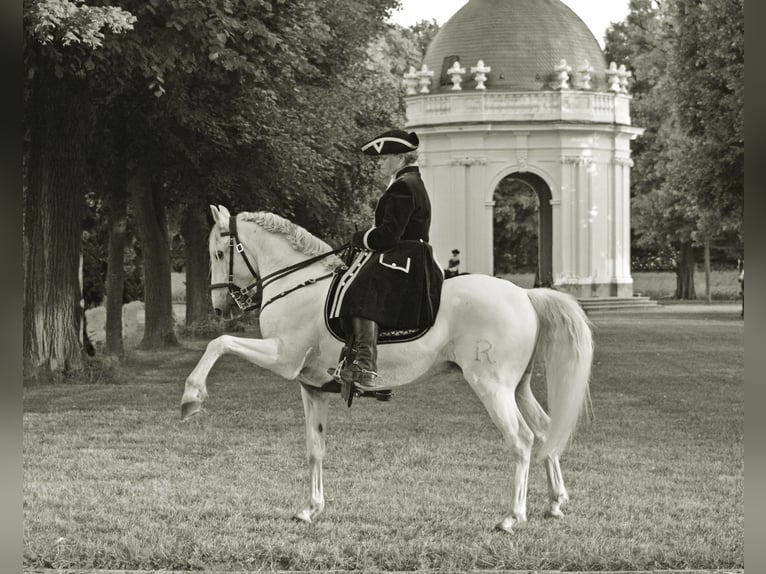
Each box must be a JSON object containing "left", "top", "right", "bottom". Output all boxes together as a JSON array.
[{"left": 323, "top": 267, "right": 432, "bottom": 345}]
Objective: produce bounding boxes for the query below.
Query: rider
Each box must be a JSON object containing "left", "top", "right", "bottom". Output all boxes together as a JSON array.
[{"left": 335, "top": 129, "right": 444, "bottom": 390}]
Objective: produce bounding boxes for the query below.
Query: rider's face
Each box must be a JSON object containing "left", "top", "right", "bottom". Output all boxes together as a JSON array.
[{"left": 378, "top": 154, "right": 402, "bottom": 178}]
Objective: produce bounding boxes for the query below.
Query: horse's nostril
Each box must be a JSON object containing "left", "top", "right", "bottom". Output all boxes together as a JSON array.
[{"left": 214, "top": 308, "right": 222, "bottom": 317}]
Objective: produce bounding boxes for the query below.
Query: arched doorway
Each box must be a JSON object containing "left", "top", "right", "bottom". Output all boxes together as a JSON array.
[{"left": 492, "top": 172, "right": 552, "bottom": 287}]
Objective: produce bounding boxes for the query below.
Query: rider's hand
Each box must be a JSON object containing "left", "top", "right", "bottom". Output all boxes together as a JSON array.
[{"left": 351, "top": 230, "right": 367, "bottom": 249}]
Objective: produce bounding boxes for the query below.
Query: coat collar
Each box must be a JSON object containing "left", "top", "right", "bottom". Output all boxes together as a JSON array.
[
  {"left": 386, "top": 164, "right": 420, "bottom": 189},
  {"left": 395, "top": 164, "right": 420, "bottom": 178}
]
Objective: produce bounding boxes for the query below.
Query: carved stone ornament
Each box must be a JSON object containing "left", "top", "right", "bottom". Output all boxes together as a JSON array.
[
  {"left": 574, "top": 59, "right": 593, "bottom": 90},
  {"left": 470, "top": 60, "right": 491, "bottom": 90},
  {"left": 417, "top": 64, "right": 434, "bottom": 94},
  {"left": 447, "top": 60, "right": 467, "bottom": 91},
  {"left": 553, "top": 59, "right": 571, "bottom": 90},
  {"left": 402, "top": 66, "right": 418, "bottom": 96}
]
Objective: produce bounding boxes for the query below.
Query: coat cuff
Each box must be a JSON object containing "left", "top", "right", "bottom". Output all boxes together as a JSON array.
[
  {"left": 351, "top": 229, "right": 373, "bottom": 249},
  {"left": 362, "top": 228, "right": 374, "bottom": 250}
]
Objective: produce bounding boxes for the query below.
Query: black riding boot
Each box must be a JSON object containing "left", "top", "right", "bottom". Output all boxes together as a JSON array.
[{"left": 339, "top": 317, "right": 379, "bottom": 389}]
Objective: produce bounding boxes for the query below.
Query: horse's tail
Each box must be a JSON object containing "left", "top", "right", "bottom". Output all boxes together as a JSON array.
[{"left": 526, "top": 288, "right": 593, "bottom": 460}]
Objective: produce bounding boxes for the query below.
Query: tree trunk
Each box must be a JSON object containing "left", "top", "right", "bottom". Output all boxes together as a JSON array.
[
  {"left": 104, "top": 129, "right": 128, "bottom": 356},
  {"left": 675, "top": 242, "right": 697, "bottom": 300},
  {"left": 704, "top": 241, "right": 711, "bottom": 304},
  {"left": 23, "top": 65, "right": 89, "bottom": 381},
  {"left": 181, "top": 202, "right": 212, "bottom": 325},
  {"left": 129, "top": 170, "right": 178, "bottom": 348}
]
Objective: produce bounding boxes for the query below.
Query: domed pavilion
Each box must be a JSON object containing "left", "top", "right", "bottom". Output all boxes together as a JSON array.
[{"left": 403, "top": 0, "right": 643, "bottom": 300}]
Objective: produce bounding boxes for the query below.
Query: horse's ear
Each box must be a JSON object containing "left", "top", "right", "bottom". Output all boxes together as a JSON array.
[
  {"left": 210, "top": 204, "right": 221, "bottom": 225},
  {"left": 210, "top": 204, "right": 230, "bottom": 228},
  {"left": 217, "top": 205, "right": 232, "bottom": 223}
]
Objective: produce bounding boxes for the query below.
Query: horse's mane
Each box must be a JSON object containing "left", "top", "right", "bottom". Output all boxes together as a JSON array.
[{"left": 240, "top": 211, "right": 342, "bottom": 269}]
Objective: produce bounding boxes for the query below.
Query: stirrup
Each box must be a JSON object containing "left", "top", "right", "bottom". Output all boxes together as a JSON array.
[
  {"left": 341, "top": 362, "right": 378, "bottom": 389},
  {"left": 327, "top": 362, "right": 343, "bottom": 380}
]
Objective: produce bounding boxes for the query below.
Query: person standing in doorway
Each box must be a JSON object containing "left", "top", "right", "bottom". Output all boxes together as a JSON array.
[{"left": 445, "top": 249, "right": 461, "bottom": 278}]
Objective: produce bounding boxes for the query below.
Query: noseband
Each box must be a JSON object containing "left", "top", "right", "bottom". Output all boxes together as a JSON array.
[{"left": 210, "top": 215, "right": 350, "bottom": 313}]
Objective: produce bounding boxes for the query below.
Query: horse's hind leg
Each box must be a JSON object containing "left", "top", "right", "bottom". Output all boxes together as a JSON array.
[
  {"left": 515, "top": 365, "right": 569, "bottom": 518},
  {"left": 469, "top": 376, "right": 535, "bottom": 533},
  {"left": 293, "top": 383, "right": 330, "bottom": 523}
]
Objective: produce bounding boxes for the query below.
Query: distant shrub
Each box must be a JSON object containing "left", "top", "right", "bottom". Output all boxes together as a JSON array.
[
  {"left": 180, "top": 314, "right": 257, "bottom": 339},
  {"left": 631, "top": 252, "right": 677, "bottom": 272},
  {"left": 78, "top": 353, "right": 128, "bottom": 385}
]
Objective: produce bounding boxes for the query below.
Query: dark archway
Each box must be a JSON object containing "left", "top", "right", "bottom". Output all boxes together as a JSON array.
[{"left": 492, "top": 172, "right": 552, "bottom": 287}]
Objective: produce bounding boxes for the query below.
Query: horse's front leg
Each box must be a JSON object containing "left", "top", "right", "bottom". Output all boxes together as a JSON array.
[
  {"left": 293, "top": 383, "right": 330, "bottom": 523},
  {"left": 180, "top": 335, "right": 281, "bottom": 419}
]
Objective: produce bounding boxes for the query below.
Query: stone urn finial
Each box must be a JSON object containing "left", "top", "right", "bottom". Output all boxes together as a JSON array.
[
  {"left": 471, "top": 60, "right": 491, "bottom": 90},
  {"left": 402, "top": 66, "right": 418, "bottom": 96},
  {"left": 617, "top": 64, "right": 632, "bottom": 94},
  {"left": 417, "top": 64, "right": 434, "bottom": 94},
  {"left": 553, "top": 59, "right": 572, "bottom": 90},
  {"left": 447, "top": 60, "right": 466, "bottom": 91},
  {"left": 607, "top": 61, "right": 621, "bottom": 93},
  {"left": 574, "top": 59, "right": 594, "bottom": 90}
]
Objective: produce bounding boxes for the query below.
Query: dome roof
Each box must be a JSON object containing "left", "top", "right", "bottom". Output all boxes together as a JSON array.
[{"left": 422, "top": 0, "right": 607, "bottom": 93}]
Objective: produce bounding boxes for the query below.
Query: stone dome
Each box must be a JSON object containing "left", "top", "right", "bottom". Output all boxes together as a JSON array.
[{"left": 422, "top": 0, "right": 607, "bottom": 93}]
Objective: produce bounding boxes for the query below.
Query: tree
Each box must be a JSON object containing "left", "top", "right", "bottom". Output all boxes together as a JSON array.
[
  {"left": 24, "top": 0, "right": 412, "bottom": 369},
  {"left": 604, "top": 0, "right": 743, "bottom": 299},
  {"left": 23, "top": 0, "right": 136, "bottom": 379},
  {"left": 493, "top": 179, "right": 539, "bottom": 276},
  {"left": 666, "top": 0, "right": 744, "bottom": 238}
]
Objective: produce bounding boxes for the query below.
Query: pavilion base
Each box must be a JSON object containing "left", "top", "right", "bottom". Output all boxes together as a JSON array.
[{"left": 554, "top": 280, "right": 634, "bottom": 299}]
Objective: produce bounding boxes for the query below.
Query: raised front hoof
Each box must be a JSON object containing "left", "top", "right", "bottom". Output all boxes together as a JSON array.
[{"left": 180, "top": 401, "right": 203, "bottom": 421}]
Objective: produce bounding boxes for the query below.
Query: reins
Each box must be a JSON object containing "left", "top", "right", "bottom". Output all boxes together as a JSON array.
[{"left": 210, "top": 214, "right": 349, "bottom": 313}]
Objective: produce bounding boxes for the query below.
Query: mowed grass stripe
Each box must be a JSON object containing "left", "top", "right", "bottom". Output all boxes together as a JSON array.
[{"left": 23, "top": 308, "right": 744, "bottom": 572}]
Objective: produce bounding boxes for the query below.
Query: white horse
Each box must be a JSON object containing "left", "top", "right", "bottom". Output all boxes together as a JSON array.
[{"left": 181, "top": 205, "right": 593, "bottom": 533}]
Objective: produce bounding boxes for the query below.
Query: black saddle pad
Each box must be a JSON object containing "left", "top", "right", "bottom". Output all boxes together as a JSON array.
[{"left": 323, "top": 270, "right": 431, "bottom": 344}]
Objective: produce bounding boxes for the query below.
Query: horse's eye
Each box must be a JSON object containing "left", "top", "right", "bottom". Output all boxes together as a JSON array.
[{"left": 215, "top": 251, "right": 224, "bottom": 261}]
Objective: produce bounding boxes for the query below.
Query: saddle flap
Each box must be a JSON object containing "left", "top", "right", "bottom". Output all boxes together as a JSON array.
[{"left": 323, "top": 270, "right": 430, "bottom": 344}]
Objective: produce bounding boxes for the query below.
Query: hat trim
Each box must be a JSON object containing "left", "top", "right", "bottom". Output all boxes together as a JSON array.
[{"left": 361, "top": 136, "right": 418, "bottom": 154}]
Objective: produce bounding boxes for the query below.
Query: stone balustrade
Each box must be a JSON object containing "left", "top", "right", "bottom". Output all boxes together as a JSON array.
[
  {"left": 406, "top": 90, "right": 632, "bottom": 126},
  {"left": 404, "top": 59, "right": 633, "bottom": 95}
]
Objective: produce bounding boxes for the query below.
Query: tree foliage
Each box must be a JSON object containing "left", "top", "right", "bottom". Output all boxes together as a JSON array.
[
  {"left": 604, "top": 0, "right": 743, "bottom": 298},
  {"left": 493, "top": 179, "right": 539, "bottom": 275},
  {"left": 24, "top": 0, "right": 428, "bottom": 373},
  {"left": 666, "top": 0, "right": 743, "bottom": 237}
]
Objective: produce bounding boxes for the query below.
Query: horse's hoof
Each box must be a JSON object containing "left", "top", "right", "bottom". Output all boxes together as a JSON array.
[
  {"left": 494, "top": 514, "right": 527, "bottom": 533},
  {"left": 544, "top": 508, "right": 565, "bottom": 519},
  {"left": 494, "top": 522, "right": 514, "bottom": 534},
  {"left": 180, "top": 401, "right": 203, "bottom": 420},
  {"left": 292, "top": 509, "right": 312, "bottom": 524}
]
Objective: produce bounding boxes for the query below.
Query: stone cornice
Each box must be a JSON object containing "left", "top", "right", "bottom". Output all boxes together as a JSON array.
[{"left": 450, "top": 157, "right": 488, "bottom": 166}]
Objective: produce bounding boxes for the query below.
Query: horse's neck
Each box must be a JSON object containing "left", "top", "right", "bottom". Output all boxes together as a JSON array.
[{"left": 255, "top": 229, "right": 322, "bottom": 280}]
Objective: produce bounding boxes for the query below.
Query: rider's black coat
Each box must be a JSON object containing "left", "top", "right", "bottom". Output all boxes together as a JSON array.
[{"left": 339, "top": 165, "right": 443, "bottom": 330}]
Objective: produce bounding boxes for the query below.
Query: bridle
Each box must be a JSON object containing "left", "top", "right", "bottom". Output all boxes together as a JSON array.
[{"left": 210, "top": 215, "right": 350, "bottom": 313}]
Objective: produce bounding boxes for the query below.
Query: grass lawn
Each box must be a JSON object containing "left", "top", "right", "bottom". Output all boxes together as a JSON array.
[{"left": 23, "top": 307, "right": 744, "bottom": 571}]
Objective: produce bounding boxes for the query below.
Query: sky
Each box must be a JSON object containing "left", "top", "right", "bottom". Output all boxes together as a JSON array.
[{"left": 389, "top": 0, "right": 630, "bottom": 48}]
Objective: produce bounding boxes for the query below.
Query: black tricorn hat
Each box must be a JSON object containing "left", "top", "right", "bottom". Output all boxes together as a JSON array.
[
  {"left": 361, "top": 129, "right": 419, "bottom": 156},
  {"left": 452, "top": 249, "right": 460, "bottom": 255}
]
